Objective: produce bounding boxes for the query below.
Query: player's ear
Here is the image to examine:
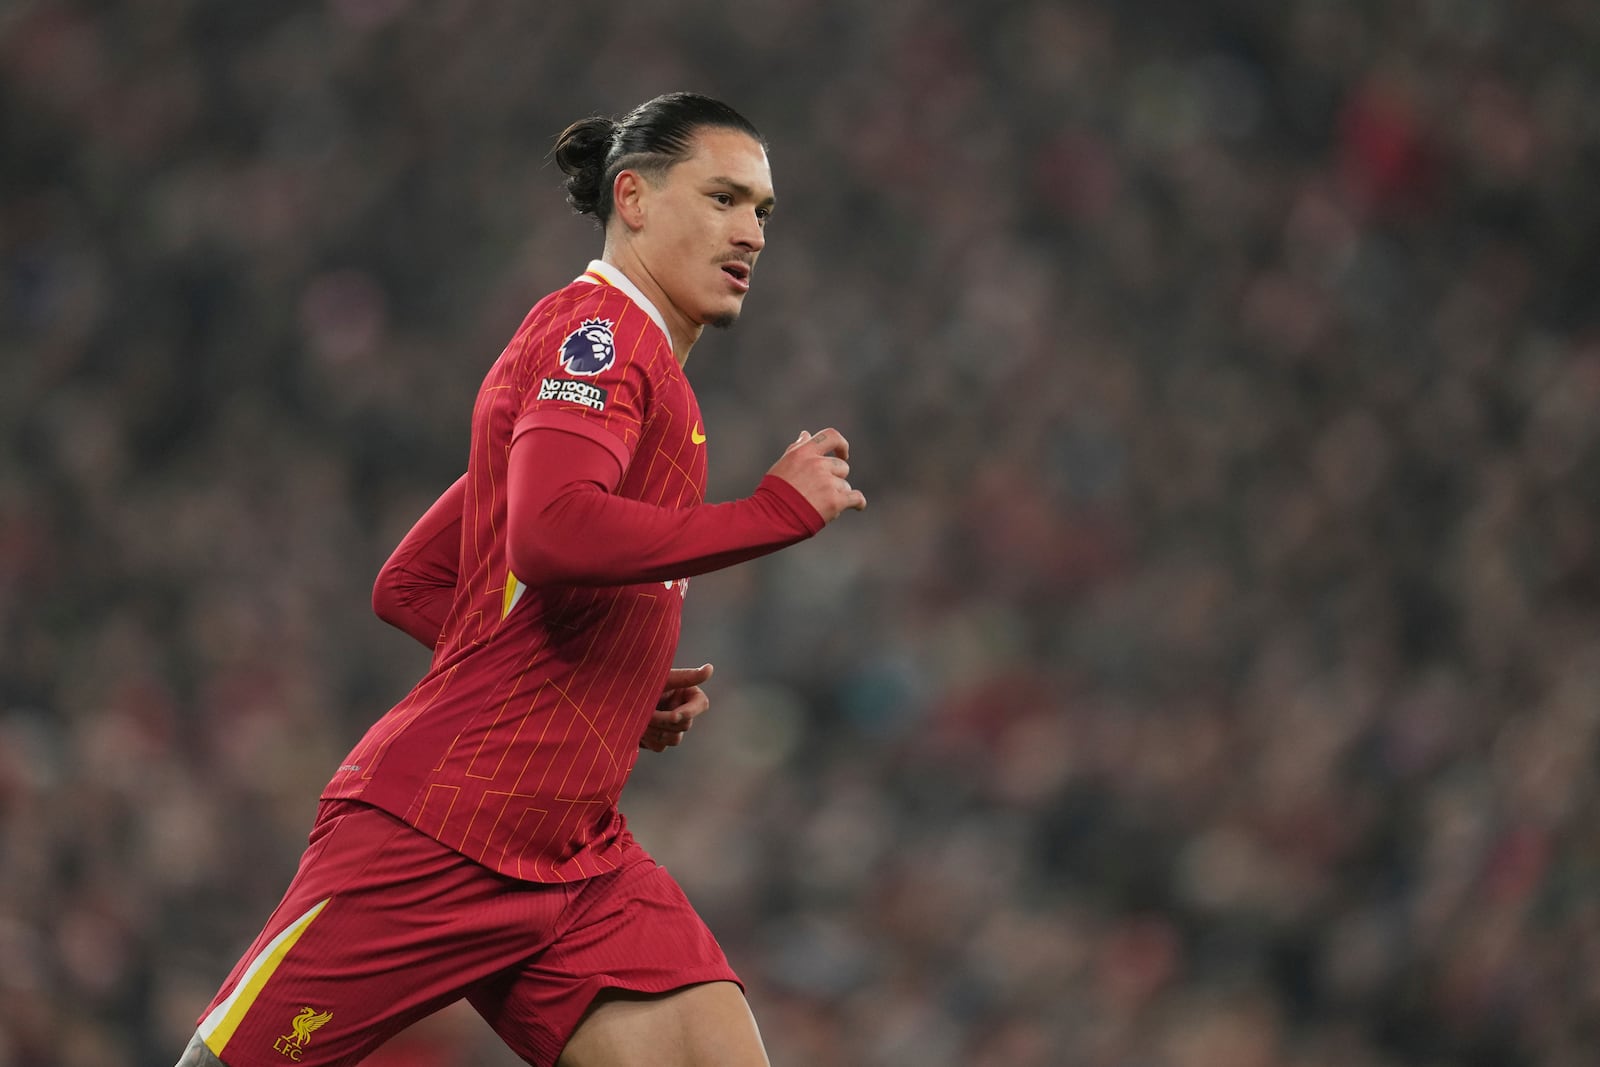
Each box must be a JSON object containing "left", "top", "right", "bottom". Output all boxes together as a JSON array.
[{"left": 612, "top": 170, "right": 647, "bottom": 233}]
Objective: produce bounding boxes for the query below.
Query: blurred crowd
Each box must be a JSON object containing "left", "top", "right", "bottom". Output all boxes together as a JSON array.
[{"left": 4, "top": 0, "right": 1600, "bottom": 1064}]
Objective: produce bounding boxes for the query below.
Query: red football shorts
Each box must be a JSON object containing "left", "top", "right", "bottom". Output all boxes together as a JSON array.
[{"left": 195, "top": 800, "right": 740, "bottom": 1066}]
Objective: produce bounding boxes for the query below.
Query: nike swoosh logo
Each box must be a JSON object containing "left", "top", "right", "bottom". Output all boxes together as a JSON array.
[{"left": 691, "top": 423, "right": 707, "bottom": 445}]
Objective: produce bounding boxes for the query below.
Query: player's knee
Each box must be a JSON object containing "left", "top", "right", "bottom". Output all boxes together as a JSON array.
[{"left": 175, "top": 1031, "right": 228, "bottom": 1067}]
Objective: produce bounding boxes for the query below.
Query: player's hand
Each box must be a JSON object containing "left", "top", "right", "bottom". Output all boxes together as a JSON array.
[
  {"left": 640, "top": 663, "right": 714, "bottom": 752},
  {"left": 766, "top": 428, "right": 867, "bottom": 521}
]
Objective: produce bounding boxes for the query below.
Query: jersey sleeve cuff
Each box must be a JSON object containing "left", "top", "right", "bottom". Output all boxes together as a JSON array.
[
  {"left": 513, "top": 409, "right": 630, "bottom": 480},
  {"left": 757, "top": 475, "right": 827, "bottom": 535}
]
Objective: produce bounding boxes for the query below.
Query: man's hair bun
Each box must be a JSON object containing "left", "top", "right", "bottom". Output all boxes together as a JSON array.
[{"left": 553, "top": 116, "right": 619, "bottom": 219}]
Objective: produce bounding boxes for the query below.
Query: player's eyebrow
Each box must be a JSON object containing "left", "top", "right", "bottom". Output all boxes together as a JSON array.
[{"left": 707, "top": 177, "right": 777, "bottom": 211}]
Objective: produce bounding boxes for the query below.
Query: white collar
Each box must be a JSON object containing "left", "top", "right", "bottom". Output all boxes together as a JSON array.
[{"left": 578, "top": 260, "right": 671, "bottom": 347}]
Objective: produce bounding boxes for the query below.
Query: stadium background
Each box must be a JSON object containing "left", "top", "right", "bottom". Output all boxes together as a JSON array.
[{"left": 4, "top": 1, "right": 1599, "bottom": 1064}]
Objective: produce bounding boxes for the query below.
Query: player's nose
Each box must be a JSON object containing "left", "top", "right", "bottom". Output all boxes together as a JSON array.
[{"left": 734, "top": 210, "right": 765, "bottom": 252}]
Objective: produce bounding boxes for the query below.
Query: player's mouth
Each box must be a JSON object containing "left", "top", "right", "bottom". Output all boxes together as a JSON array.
[{"left": 720, "top": 261, "right": 752, "bottom": 293}]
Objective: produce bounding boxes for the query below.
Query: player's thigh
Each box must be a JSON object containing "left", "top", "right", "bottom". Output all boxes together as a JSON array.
[
  {"left": 470, "top": 853, "right": 746, "bottom": 1060},
  {"left": 175, "top": 1031, "right": 225, "bottom": 1066},
  {"left": 191, "top": 802, "right": 570, "bottom": 1066},
  {"left": 556, "top": 981, "right": 768, "bottom": 1067}
]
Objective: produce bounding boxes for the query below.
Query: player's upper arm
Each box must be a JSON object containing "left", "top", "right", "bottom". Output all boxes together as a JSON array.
[{"left": 505, "top": 427, "right": 625, "bottom": 584}]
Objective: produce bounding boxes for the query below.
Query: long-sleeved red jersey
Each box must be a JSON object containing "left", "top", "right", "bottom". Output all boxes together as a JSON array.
[{"left": 326, "top": 261, "right": 821, "bottom": 882}]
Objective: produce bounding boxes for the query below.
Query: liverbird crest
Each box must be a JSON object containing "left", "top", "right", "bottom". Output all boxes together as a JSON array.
[{"left": 288, "top": 1006, "right": 333, "bottom": 1046}]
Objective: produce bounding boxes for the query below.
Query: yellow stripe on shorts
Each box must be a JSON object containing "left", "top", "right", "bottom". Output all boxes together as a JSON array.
[{"left": 198, "top": 898, "right": 330, "bottom": 1056}]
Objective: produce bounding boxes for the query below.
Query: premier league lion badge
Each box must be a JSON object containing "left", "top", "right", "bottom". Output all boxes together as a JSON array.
[{"left": 558, "top": 318, "right": 617, "bottom": 376}]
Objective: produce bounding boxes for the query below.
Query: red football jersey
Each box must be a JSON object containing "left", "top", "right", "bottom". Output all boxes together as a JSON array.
[{"left": 325, "top": 261, "right": 716, "bottom": 882}]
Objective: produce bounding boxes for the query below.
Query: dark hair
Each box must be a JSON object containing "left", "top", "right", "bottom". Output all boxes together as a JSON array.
[{"left": 553, "top": 92, "right": 766, "bottom": 225}]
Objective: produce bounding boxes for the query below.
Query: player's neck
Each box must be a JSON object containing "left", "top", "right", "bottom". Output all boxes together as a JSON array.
[{"left": 597, "top": 247, "right": 700, "bottom": 366}]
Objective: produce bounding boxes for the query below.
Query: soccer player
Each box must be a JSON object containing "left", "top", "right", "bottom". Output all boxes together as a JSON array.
[{"left": 177, "top": 92, "right": 865, "bottom": 1067}]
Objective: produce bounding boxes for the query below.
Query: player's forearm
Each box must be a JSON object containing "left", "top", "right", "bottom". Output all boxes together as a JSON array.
[
  {"left": 509, "top": 476, "right": 823, "bottom": 587},
  {"left": 373, "top": 475, "right": 466, "bottom": 646},
  {"left": 373, "top": 577, "right": 451, "bottom": 647}
]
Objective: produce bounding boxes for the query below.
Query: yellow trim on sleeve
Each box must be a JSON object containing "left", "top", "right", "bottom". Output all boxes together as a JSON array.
[{"left": 502, "top": 571, "right": 526, "bottom": 619}]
